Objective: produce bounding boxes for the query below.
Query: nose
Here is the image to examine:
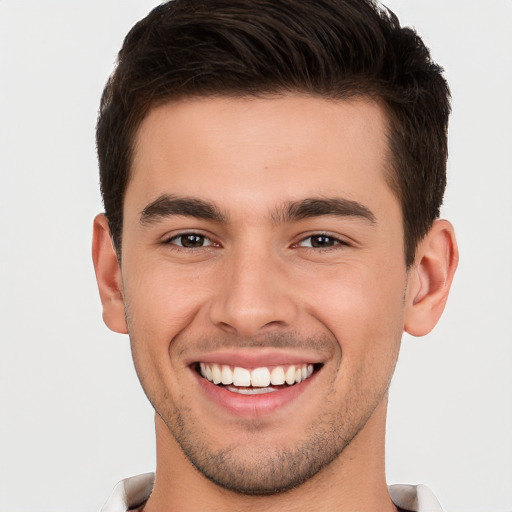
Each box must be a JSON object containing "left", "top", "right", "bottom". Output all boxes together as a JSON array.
[{"left": 208, "top": 245, "right": 298, "bottom": 337}]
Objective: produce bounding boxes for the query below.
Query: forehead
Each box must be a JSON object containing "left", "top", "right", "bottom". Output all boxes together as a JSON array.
[{"left": 127, "top": 94, "right": 396, "bottom": 220}]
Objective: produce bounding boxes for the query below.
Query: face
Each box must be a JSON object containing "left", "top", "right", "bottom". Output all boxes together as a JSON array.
[{"left": 119, "top": 95, "right": 410, "bottom": 493}]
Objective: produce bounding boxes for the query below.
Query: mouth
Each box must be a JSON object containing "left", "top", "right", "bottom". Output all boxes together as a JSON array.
[{"left": 196, "top": 362, "right": 322, "bottom": 395}]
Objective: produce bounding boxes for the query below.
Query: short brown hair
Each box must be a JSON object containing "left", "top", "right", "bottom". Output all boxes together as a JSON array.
[{"left": 96, "top": 0, "right": 450, "bottom": 266}]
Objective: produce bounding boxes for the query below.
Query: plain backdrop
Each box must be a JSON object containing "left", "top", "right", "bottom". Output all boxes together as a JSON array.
[{"left": 1, "top": 1, "right": 511, "bottom": 511}]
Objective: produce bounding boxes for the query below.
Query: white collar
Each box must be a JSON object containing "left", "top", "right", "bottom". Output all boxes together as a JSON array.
[
  {"left": 100, "top": 473, "right": 443, "bottom": 512},
  {"left": 388, "top": 484, "right": 444, "bottom": 512}
]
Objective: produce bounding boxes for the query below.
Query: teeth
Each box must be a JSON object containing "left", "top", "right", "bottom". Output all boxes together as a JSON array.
[
  {"left": 285, "top": 366, "right": 296, "bottom": 385},
  {"left": 251, "top": 367, "right": 271, "bottom": 387},
  {"left": 199, "top": 363, "right": 316, "bottom": 388},
  {"left": 212, "top": 364, "right": 222, "bottom": 384},
  {"left": 270, "top": 366, "right": 285, "bottom": 385},
  {"left": 233, "top": 367, "right": 251, "bottom": 386},
  {"left": 227, "top": 386, "right": 278, "bottom": 395},
  {"left": 221, "top": 365, "right": 233, "bottom": 385}
]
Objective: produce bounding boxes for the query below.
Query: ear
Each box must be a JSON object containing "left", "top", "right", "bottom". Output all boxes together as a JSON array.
[
  {"left": 92, "top": 214, "right": 128, "bottom": 334},
  {"left": 404, "top": 219, "right": 458, "bottom": 337}
]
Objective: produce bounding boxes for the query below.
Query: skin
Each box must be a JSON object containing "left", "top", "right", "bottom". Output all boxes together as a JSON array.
[{"left": 93, "top": 94, "right": 458, "bottom": 512}]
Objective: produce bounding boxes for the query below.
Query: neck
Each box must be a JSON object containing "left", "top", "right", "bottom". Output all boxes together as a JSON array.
[{"left": 143, "top": 395, "right": 397, "bottom": 512}]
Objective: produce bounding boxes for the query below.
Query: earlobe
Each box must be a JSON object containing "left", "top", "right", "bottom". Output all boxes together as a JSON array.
[
  {"left": 92, "top": 214, "right": 128, "bottom": 334},
  {"left": 404, "top": 219, "right": 459, "bottom": 337}
]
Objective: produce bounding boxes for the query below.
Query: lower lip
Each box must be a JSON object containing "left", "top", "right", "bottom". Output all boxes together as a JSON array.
[{"left": 194, "top": 369, "right": 317, "bottom": 418}]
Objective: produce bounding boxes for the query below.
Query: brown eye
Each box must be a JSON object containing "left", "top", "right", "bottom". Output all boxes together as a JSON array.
[
  {"left": 299, "top": 235, "right": 341, "bottom": 248},
  {"left": 169, "top": 233, "right": 213, "bottom": 248},
  {"left": 310, "top": 235, "right": 336, "bottom": 248}
]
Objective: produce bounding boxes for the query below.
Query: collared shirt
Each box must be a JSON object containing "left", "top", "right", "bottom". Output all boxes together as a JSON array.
[{"left": 99, "top": 473, "right": 444, "bottom": 512}]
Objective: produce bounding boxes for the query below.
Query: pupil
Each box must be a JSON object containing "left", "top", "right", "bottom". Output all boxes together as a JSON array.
[
  {"left": 311, "top": 235, "right": 333, "bottom": 248},
  {"left": 182, "top": 234, "right": 204, "bottom": 247}
]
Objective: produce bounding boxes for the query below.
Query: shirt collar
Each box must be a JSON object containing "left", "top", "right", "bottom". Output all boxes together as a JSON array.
[{"left": 100, "top": 474, "right": 443, "bottom": 512}]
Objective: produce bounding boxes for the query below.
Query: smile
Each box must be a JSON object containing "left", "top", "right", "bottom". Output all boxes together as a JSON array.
[{"left": 198, "top": 363, "right": 317, "bottom": 394}]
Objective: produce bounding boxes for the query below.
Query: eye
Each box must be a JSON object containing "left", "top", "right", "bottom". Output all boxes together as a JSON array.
[
  {"left": 166, "top": 233, "right": 214, "bottom": 248},
  {"left": 297, "top": 234, "right": 346, "bottom": 248}
]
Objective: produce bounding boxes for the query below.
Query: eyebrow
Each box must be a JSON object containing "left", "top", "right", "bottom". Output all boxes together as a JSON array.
[
  {"left": 140, "top": 194, "right": 226, "bottom": 224},
  {"left": 139, "top": 194, "right": 376, "bottom": 226},
  {"left": 274, "top": 197, "right": 376, "bottom": 224}
]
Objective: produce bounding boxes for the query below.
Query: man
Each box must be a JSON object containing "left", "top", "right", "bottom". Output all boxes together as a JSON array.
[{"left": 92, "top": 0, "right": 458, "bottom": 510}]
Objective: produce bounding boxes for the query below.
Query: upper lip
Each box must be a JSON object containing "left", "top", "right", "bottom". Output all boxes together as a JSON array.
[{"left": 185, "top": 348, "right": 326, "bottom": 368}]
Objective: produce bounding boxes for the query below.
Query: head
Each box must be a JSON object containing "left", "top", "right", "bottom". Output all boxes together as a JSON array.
[
  {"left": 93, "top": 0, "right": 457, "bottom": 501},
  {"left": 96, "top": 0, "right": 450, "bottom": 267}
]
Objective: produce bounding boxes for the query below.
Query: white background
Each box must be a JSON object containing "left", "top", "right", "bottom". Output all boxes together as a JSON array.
[{"left": 0, "top": 1, "right": 511, "bottom": 511}]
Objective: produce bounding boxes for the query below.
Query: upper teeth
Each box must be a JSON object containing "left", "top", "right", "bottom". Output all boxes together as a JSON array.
[{"left": 199, "top": 363, "right": 314, "bottom": 387}]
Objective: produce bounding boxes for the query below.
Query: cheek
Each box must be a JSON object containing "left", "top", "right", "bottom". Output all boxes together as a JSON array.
[
  {"left": 123, "top": 266, "right": 206, "bottom": 398},
  {"left": 120, "top": 266, "right": 210, "bottom": 395},
  {"left": 123, "top": 261, "right": 211, "bottom": 340},
  {"left": 303, "top": 262, "right": 406, "bottom": 365}
]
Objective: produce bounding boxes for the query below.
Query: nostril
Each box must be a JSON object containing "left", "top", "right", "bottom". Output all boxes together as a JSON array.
[{"left": 216, "top": 321, "right": 238, "bottom": 335}]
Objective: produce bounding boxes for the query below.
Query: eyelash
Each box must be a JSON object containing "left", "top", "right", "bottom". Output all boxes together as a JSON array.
[
  {"left": 295, "top": 233, "right": 349, "bottom": 250},
  {"left": 162, "top": 232, "right": 349, "bottom": 251},
  {"left": 163, "top": 232, "right": 217, "bottom": 250}
]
